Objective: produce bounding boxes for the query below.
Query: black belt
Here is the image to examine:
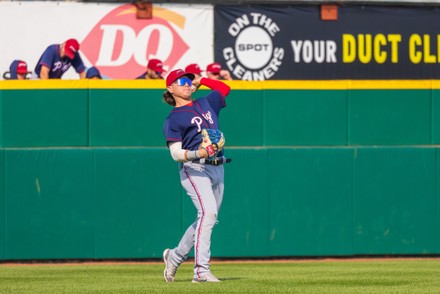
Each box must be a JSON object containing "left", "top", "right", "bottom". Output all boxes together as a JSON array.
[{"left": 192, "top": 158, "right": 232, "bottom": 166}]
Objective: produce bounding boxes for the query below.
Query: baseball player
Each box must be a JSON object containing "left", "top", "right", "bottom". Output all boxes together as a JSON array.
[
  {"left": 136, "top": 58, "right": 164, "bottom": 79},
  {"left": 34, "top": 38, "right": 86, "bottom": 79},
  {"left": 162, "top": 69, "right": 231, "bottom": 283},
  {"left": 206, "top": 62, "right": 233, "bottom": 81},
  {"left": 86, "top": 66, "right": 102, "bottom": 79},
  {"left": 3, "top": 60, "right": 29, "bottom": 80},
  {"left": 185, "top": 63, "right": 203, "bottom": 79}
]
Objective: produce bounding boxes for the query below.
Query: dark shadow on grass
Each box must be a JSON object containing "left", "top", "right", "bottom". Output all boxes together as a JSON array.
[{"left": 219, "top": 277, "right": 242, "bottom": 281}]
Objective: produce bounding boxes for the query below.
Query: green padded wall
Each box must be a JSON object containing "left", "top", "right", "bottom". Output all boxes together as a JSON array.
[
  {"left": 5, "top": 149, "right": 95, "bottom": 260},
  {"left": 433, "top": 91, "right": 440, "bottom": 144},
  {"left": 438, "top": 149, "right": 440, "bottom": 253},
  {"left": 349, "top": 89, "right": 432, "bottom": 145},
  {"left": 0, "top": 83, "right": 438, "bottom": 148},
  {"left": 89, "top": 89, "right": 169, "bottom": 147},
  {"left": 94, "top": 148, "right": 181, "bottom": 259},
  {"left": 2, "top": 147, "right": 439, "bottom": 260},
  {"left": 1, "top": 81, "right": 440, "bottom": 260},
  {"left": 220, "top": 90, "right": 264, "bottom": 146},
  {"left": 267, "top": 148, "right": 354, "bottom": 257},
  {"left": 2, "top": 89, "right": 88, "bottom": 147},
  {"left": 211, "top": 149, "right": 271, "bottom": 257},
  {"left": 0, "top": 150, "right": 4, "bottom": 259},
  {"left": 0, "top": 90, "right": 2, "bottom": 147},
  {"left": 265, "top": 90, "right": 348, "bottom": 146},
  {"left": 353, "top": 147, "right": 438, "bottom": 254}
]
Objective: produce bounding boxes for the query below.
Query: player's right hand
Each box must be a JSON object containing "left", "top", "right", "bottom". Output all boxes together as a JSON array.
[{"left": 192, "top": 77, "right": 202, "bottom": 89}]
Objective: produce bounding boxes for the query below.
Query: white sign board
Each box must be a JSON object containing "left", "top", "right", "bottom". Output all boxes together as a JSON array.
[{"left": 0, "top": 2, "right": 214, "bottom": 79}]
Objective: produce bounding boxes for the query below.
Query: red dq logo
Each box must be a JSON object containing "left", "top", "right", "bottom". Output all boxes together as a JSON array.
[{"left": 81, "top": 4, "right": 189, "bottom": 79}]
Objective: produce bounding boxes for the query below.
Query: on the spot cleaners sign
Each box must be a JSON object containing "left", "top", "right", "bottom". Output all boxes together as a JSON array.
[
  {"left": 221, "top": 12, "right": 285, "bottom": 80},
  {"left": 214, "top": 5, "right": 440, "bottom": 80}
]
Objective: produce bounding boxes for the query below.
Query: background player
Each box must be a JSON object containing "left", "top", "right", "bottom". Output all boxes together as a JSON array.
[
  {"left": 34, "top": 38, "right": 86, "bottom": 79},
  {"left": 162, "top": 69, "right": 231, "bottom": 283},
  {"left": 185, "top": 63, "right": 203, "bottom": 79},
  {"left": 86, "top": 66, "right": 102, "bottom": 79},
  {"left": 3, "top": 60, "right": 29, "bottom": 80},
  {"left": 136, "top": 58, "right": 164, "bottom": 79},
  {"left": 206, "top": 62, "right": 233, "bottom": 80},
  {"left": 185, "top": 63, "right": 204, "bottom": 92}
]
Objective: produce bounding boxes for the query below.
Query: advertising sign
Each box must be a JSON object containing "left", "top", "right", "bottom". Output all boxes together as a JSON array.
[
  {"left": 215, "top": 5, "right": 440, "bottom": 80},
  {"left": 0, "top": 2, "right": 213, "bottom": 79}
]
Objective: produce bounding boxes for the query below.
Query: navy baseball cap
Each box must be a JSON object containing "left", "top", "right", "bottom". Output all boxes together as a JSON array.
[
  {"left": 86, "top": 66, "right": 102, "bottom": 79},
  {"left": 166, "top": 69, "right": 195, "bottom": 87}
]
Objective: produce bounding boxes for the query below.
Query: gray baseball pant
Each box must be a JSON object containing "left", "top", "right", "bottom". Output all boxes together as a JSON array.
[{"left": 168, "top": 162, "right": 224, "bottom": 279}]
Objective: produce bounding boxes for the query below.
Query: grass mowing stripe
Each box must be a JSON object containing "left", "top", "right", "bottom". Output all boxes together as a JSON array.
[{"left": 0, "top": 260, "right": 439, "bottom": 293}]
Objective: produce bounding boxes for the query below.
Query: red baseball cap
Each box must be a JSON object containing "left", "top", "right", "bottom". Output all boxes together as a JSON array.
[
  {"left": 185, "top": 63, "right": 203, "bottom": 75},
  {"left": 64, "top": 39, "right": 80, "bottom": 59},
  {"left": 148, "top": 59, "right": 165, "bottom": 73},
  {"left": 16, "top": 60, "right": 28, "bottom": 74},
  {"left": 166, "top": 69, "right": 195, "bottom": 87},
  {"left": 206, "top": 62, "right": 222, "bottom": 73}
]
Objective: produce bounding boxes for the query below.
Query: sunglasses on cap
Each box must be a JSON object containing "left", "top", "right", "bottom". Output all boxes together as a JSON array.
[{"left": 175, "top": 77, "right": 193, "bottom": 86}]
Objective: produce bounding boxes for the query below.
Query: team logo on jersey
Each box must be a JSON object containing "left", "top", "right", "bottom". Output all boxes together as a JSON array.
[
  {"left": 191, "top": 116, "right": 203, "bottom": 132},
  {"left": 191, "top": 111, "right": 213, "bottom": 131},
  {"left": 202, "top": 111, "right": 214, "bottom": 124},
  {"left": 221, "top": 12, "right": 284, "bottom": 80},
  {"left": 52, "top": 61, "right": 71, "bottom": 72},
  {"left": 81, "top": 4, "right": 189, "bottom": 79}
]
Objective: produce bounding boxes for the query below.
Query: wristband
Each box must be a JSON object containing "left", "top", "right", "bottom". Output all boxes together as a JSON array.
[
  {"left": 194, "top": 150, "right": 200, "bottom": 159},
  {"left": 185, "top": 149, "right": 199, "bottom": 161}
]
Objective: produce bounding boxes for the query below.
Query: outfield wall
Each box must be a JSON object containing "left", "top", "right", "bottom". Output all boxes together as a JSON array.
[{"left": 0, "top": 80, "right": 439, "bottom": 260}]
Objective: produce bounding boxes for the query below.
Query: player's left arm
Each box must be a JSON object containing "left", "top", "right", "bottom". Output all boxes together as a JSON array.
[{"left": 72, "top": 54, "right": 86, "bottom": 78}]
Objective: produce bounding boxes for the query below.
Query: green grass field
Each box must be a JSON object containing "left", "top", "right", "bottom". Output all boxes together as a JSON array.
[{"left": 1, "top": 259, "right": 439, "bottom": 293}]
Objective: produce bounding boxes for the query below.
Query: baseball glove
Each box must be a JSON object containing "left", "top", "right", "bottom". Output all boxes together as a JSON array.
[{"left": 200, "top": 129, "right": 225, "bottom": 159}]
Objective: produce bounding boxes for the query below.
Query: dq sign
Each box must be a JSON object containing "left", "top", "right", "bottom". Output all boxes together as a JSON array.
[{"left": 81, "top": 4, "right": 189, "bottom": 79}]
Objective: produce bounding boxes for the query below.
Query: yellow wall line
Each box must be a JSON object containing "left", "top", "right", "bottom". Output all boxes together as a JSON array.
[{"left": 1, "top": 79, "right": 440, "bottom": 90}]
